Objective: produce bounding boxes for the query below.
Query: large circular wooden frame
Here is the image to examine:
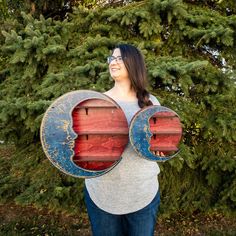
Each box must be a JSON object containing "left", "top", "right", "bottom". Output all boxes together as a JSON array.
[
  {"left": 40, "top": 90, "right": 129, "bottom": 178},
  {"left": 129, "top": 105, "right": 182, "bottom": 162}
]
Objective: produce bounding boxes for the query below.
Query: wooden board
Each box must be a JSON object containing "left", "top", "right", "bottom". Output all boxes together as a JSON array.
[
  {"left": 129, "top": 106, "right": 182, "bottom": 162},
  {"left": 40, "top": 90, "right": 128, "bottom": 178},
  {"left": 72, "top": 99, "right": 129, "bottom": 171}
]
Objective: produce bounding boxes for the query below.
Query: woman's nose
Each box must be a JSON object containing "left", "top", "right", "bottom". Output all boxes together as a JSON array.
[{"left": 110, "top": 58, "right": 119, "bottom": 65}]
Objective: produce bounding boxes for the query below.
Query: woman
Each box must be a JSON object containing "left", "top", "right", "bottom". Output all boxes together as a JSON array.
[{"left": 84, "top": 44, "right": 161, "bottom": 236}]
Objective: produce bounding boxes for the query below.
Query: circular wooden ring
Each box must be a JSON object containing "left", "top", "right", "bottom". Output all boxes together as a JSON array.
[
  {"left": 40, "top": 90, "right": 128, "bottom": 178},
  {"left": 129, "top": 105, "right": 183, "bottom": 162}
]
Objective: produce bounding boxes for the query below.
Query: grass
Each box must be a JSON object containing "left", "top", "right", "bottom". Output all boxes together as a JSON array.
[
  {"left": 0, "top": 203, "right": 90, "bottom": 236},
  {"left": 0, "top": 203, "right": 236, "bottom": 236},
  {"left": 0, "top": 144, "right": 236, "bottom": 235}
]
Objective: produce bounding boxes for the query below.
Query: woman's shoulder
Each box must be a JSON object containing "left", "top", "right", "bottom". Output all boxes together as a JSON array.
[{"left": 149, "top": 94, "right": 161, "bottom": 105}]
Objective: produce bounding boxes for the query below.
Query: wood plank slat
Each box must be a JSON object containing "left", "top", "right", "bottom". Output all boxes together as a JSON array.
[
  {"left": 149, "top": 116, "right": 182, "bottom": 134},
  {"left": 73, "top": 155, "right": 120, "bottom": 162},
  {"left": 75, "top": 99, "right": 118, "bottom": 108},
  {"left": 74, "top": 135, "right": 128, "bottom": 153},
  {"left": 150, "top": 130, "right": 182, "bottom": 134},
  {"left": 150, "top": 133, "right": 182, "bottom": 145},
  {"left": 76, "top": 105, "right": 117, "bottom": 109},
  {"left": 149, "top": 146, "right": 178, "bottom": 152},
  {"left": 75, "top": 130, "right": 129, "bottom": 135},
  {"left": 151, "top": 112, "right": 177, "bottom": 118},
  {"left": 74, "top": 161, "right": 116, "bottom": 171},
  {"left": 73, "top": 108, "right": 128, "bottom": 134},
  {"left": 73, "top": 133, "right": 128, "bottom": 170}
]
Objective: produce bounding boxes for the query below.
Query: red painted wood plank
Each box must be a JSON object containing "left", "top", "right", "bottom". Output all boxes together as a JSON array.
[
  {"left": 149, "top": 115, "right": 182, "bottom": 134},
  {"left": 149, "top": 108, "right": 182, "bottom": 153},
  {"left": 71, "top": 98, "right": 128, "bottom": 171},
  {"left": 74, "top": 131, "right": 128, "bottom": 135},
  {"left": 150, "top": 134, "right": 182, "bottom": 144},
  {"left": 73, "top": 155, "right": 120, "bottom": 162},
  {"left": 72, "top": 134, "right": 127, "bottom": 167},
  {"left": 151, "top": 111, "right": 177, "bottom": 118},
  {"left": 149, "top": 145, "right": 178, "bottom": 152},
  {"left": 74, "top": 135, "right": 128, "bottom": 154},
  {"left": 150, "top": 130, "right": 181, "bottom": 134},
  {"left": 74, "top": 161, "right": 116, "bottom": 171},
  {"left": 73, "top": 108, "right": 128, "bottom": 134},
  {"left": 75, "top": 99, "right": 117, "bottom": 108}
]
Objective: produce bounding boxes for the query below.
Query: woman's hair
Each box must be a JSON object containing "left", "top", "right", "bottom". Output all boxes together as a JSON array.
[{"left": 114, "top": 44, "right": 152, "bottom": 108}]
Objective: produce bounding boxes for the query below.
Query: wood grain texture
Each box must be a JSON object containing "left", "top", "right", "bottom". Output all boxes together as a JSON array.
[
  {"left": 72, "top": 99, "right": 129, "bottom": 171},
  {"left": 129, "top": 105, "right": 182, "bottom": 162},
  {"left": 40, "top": 90, "right": 128, "bottom": 178}
]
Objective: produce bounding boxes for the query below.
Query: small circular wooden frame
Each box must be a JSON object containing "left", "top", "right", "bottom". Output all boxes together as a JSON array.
[{"left": 129, "top": 105, "right": 183, "bottom": 162}]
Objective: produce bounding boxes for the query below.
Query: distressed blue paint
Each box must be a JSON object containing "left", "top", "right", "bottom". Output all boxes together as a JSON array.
[
  {"left": 40, "top": 90, "right": 121, "bottom": 178},
  {"left": 130, "top": 105, "right": 180, "bottom": 162}
]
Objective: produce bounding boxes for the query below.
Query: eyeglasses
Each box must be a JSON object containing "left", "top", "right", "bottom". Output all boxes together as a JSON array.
[{"left": 107, "top": 56, "right": 124, "bottom": 64}]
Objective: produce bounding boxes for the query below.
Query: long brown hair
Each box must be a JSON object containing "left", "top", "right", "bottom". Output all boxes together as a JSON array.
[{"left": 114, "top": 44, "right": 152, "bottom": 108}]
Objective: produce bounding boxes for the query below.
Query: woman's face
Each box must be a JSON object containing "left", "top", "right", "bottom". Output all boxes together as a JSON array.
[{"left": 108, "top": 48, "right": 129, "bottom": 81}]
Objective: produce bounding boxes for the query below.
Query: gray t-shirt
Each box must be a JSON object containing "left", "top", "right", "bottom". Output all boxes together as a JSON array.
[{"left": 85, "top": 94, "right": 160, "bottom": 214}]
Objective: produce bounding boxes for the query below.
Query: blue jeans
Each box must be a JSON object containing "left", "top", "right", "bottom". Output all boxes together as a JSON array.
[{"left": 84, "top": 186, "right": 160, "bottom": 236}]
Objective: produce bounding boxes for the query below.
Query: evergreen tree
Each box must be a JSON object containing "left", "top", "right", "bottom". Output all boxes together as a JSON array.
[{"left": 0, "top": 0, "right": 235, "bottom": 215}]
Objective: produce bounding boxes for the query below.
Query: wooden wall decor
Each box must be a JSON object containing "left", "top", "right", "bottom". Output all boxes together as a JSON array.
[
  {"left": 40, "top": 90, "right": 129, "bottom": 178},
  {"left": 72, "top": 98, "right": 129, "bottom": 171},
  {"left": 129, "top": 105, "right": 182, "bottom": 162}
]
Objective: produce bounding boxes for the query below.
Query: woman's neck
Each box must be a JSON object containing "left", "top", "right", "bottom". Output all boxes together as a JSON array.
[{"left": 105, "top": 81, "right": 137, "bottom": 101}]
